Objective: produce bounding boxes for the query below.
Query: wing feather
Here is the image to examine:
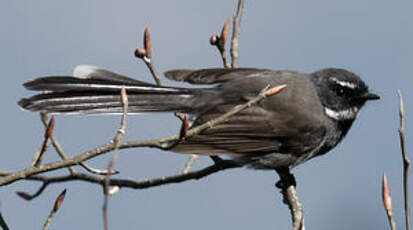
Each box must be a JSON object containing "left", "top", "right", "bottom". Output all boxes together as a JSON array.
[{"left": 164, "top": 68, "right": 269, "bottom": 84}]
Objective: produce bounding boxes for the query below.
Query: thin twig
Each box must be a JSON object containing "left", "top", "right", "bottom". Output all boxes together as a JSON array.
[
  {"left": 1, "top": 159, "right": 240, "bottom": 190},
  {"left": 178, "top": 114, "right": 199, "bottom": 173},
  {"left": 81, "top": 164, "right": 119, "bottom": 176},
  {"left": 398, "top": 91, "right": 411, "bottom": 230},
  {"left": 0, "top": 211, "right": 9, "bottom": 230},
  {"left": 103, "top": 88, "right": 128, "bottom": 230},
  {"left": 230, "top": 0, "right": 245, "bottom": 68},
  {"left": 0, "top": 85, "right": 286, "bottom": 187},
  {"left": 43, "top": 189, "right": 66, "bottom": 230},
  {"left": 382, "top": 172, "right": 397, "bottom": 230},
  {"left": 183, "top": 155, "right": 199, "bottom": 174},
  {"left": 143, "top": 59, "right": 161, "bottom": 85},
  {"left": 41, "top": 114, "right": 115, "bottom": 176},
  {"left": 16, "top": 182, "right": 48, "bottom": 201},
  {"left": 135, "top": 28, "right": 162, "bottom": 85}
]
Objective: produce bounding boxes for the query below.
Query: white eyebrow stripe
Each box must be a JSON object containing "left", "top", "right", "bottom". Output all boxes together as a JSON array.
[{"left": 331, "top": 77, "right": 357, "bottom": 89}]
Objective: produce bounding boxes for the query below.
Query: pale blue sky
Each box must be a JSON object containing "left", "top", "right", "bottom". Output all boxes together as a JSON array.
[{"left": 0, "top": 1, "right": 412, "bottom": 229}]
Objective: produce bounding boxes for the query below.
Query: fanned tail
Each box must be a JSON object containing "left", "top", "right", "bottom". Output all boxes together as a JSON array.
[{"left": 18, "top": 66, "right": 206, "bottom": 114}]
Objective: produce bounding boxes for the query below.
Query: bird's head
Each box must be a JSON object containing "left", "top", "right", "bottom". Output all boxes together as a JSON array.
[{"left": 311, "top": 68, "right": 379, "bottom": 121}]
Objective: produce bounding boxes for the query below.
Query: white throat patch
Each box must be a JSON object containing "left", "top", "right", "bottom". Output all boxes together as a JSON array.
[{"left": 324, "top": 106, "right": 360, "bottom": 120}]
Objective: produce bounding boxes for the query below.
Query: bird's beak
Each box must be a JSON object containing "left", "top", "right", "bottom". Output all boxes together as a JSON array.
[{"left": 361, "top": 92, "right": 380, "bottom": 101}]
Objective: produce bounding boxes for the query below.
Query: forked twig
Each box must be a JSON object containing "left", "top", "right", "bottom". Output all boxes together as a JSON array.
[
  {"left": 135, "top": 28, "right": 162, "bottom": 85},
  {"left": 41, "top": 113, "right": 116, "bottom": 176},
  {"left": 0, "top": 85, "right": 286, "bottom": 187},
  {"left": 210, "top": 18, "right": 231, "bottom": 68}
]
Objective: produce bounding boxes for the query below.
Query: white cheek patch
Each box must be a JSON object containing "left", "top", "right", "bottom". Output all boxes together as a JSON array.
[
  {"left": 324, "top": 106, "right": 360, "bottom": 120},
  {"left": 331, "top": 77, "right": 357, "bottom": 89}
]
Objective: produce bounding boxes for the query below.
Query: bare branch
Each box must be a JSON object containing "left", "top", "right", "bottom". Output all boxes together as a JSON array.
[
  {"left": 230, "top": 0, "right": 245, "bottom": 68},
  {"left": 0, "top": 210, "right": 9, "bottom": 230},
  {"left": 103, "top": 88, "right": 128, "bottom": 230},
  {"left": 16, "top": 182, "right": 48, "bottom": 201},
  {"left": 182, "top": 155, "right": 199, "bottom": 174},
  {"left": 0, "top": 85, "right": 286, "bottom": 187},
  {"left": 43, "top": 189, "right": 66, "bottom": 230},
  {"left": 81, "top": 165, "right": 119, "bottom": 176},
  {"left": 276, "top": 169, "right": 304, "bottom": 230},
  {"left": 398, "top": 90, "right": 411, "bottom": 230},
  {"left": 1, "top": 158, "right": 240, "bottom": 190},
  {"left": 41, "top": 114, "right": 116, "bottom": 176}
]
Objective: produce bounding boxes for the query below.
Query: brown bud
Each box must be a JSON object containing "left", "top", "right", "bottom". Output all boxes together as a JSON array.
[
  {"left": 144, "top": 28, "right": 152, "bottom": 59},
  {"left": 210, "top": 35, "right": 219, "bottom": 45},
  {"left": 45, "top": 116, "right": 55, "bottom": 138},
  {"left": 265, "top": 84, "right": 287, "bottom": 96},
  {"left": 382, "top": 172, "right": 392, "bottom": 212},
  {"left": 16, "top": 191, "right": 32, "bottom": 201},
  {"left": 134, "top": 48, "right": 147, "bottom": 58},
  {"left": 220, "top": 18, "right": 231, "bottom": 43},
  {"left": 120, "top": 88, "right": 128, "bottom": 105},
  {"left": 53, "top": 189, "right": 67, "bottom": 212},
  {"left": 179, "top": 115, "right": 189, "bottom": 138}
]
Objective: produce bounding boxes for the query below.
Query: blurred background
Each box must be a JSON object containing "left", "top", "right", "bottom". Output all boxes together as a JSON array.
[{"left": 0, "top": 0, "right": 412, "bottom": 229}]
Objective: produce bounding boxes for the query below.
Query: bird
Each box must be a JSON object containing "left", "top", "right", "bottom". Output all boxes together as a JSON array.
[{"left": 18, "top": 65, "right": 379, "bottom": 170}]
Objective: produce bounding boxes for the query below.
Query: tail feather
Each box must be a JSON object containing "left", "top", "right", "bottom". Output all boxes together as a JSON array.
[
  {"left": 19, "top": 72, "right": 206, "bottom": 114},
  {"left": 19, "top": 91, "right": 200, "bottom": 114},
  {"left": 23, "top": 76, "right": 186, "bottom": 93}
]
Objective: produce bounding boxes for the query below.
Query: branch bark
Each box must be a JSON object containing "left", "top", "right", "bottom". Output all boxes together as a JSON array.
[
  {"left": 0, "top": 211, "right": 9, "bottom": 230},
  {"left": 103, "top": 88, "right": 128, "bottom": 230},
  {"left": 398, "top": 91, "right": 411, "bottom": 230},
  {"left": 276, "top": 168, "right": 304, "bottom": 230},
  {"left": 230, "top": 0, "right": 245, "bottom": 68}
]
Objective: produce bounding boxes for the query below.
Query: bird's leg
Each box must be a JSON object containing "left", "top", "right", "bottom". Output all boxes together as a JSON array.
[
  {"left": 276, "top": 168, "right": 296, "bottom": 189},
  {"left": 275, "top": 168, "right": 305, "bottom": 230}
]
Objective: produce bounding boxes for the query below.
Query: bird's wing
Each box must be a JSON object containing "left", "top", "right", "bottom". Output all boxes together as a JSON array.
[
  {"left": 173, "top": 104, "right": 325, "bottom": 156},
  {"left": 164, "top": 68, "right": 269, "bottom": 84},
  {"left": 173, "top": 72, "right": 326, "bottom": 156}
]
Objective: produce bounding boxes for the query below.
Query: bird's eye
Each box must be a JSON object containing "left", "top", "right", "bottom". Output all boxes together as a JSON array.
[
  {"left": 336, "top": 87, "right": 345, "bottom": 96},
  {"left": 332, "top": 85, "right": 352, "bottom": 97}
]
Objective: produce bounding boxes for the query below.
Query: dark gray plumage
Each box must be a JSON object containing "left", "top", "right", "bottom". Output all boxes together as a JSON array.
[{"left": 19, "top": 65, "right": 379, "bottom": 169}]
